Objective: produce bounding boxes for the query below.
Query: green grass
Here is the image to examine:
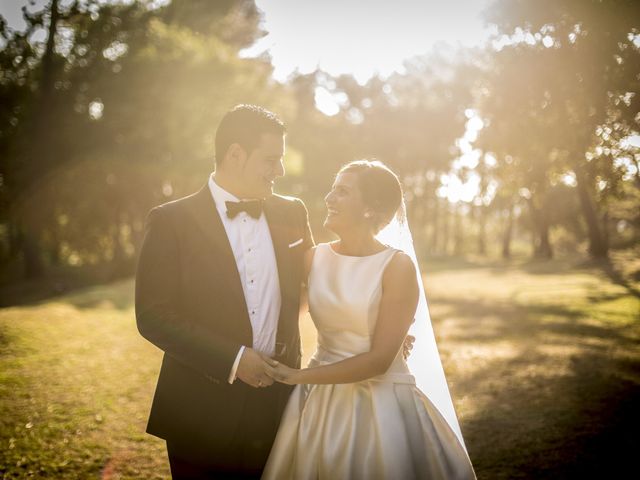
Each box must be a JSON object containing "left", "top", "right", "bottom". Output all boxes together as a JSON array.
[
  {"left": 0, "top": 281, "right": 168, "bottom": 479},
  {"left": 1, "top": 256, "right": 639, "bottom": 479}
]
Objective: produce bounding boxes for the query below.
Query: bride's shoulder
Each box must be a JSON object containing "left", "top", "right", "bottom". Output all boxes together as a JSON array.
[
  {"left": 309, "top": 242, "right": 334, "bottom": 253},
  {"left": 304, "top": 242, "right": 327, "bottom": 261},
  {"left": 303, "top": 243, "right": 333, "bottom": 275},
  {"left": 383, "top": 251, "right": 417, "bottom": 287}
]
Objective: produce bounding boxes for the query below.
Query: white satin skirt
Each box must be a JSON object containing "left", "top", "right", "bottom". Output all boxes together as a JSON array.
[{"left": 262, "top": 349, "right": 476, "bottom": 480}]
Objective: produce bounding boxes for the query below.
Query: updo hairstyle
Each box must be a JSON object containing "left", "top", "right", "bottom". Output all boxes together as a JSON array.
[{"left": 338, "top": 160, "right": 403, "bottom": 233}]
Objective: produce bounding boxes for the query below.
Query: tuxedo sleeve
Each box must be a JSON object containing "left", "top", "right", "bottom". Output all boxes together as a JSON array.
[{"left": 135, "top": 206, "right": 240, "bottom": 382}]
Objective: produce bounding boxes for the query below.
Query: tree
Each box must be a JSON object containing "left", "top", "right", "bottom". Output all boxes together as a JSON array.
[
  {"left": 0, "top": 0, "right": 289, "bottom": 279},
  {"left": 482, "top": 0, "right": 640, "bottom": 258}
]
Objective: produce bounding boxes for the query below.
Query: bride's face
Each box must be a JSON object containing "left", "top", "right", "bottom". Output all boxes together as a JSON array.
[{"left": 324, "top": 172, "right": 370, "bottom": 233}]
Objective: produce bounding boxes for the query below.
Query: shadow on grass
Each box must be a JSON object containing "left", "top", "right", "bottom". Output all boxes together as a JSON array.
[
  {"left": 432, "top": 294, "right": 640, "bottom": 479},
  {"left": 599, "top": 258, "right": 640, "bottom": 299},
  {"left": 54, "top": 279, "right": 135, "bottom": 311},
  {"left": 462, "top": 352, "right": 640, "bottom": 479},
  {"left": 0, "top": 262, "right": 136, "bottom": 309},
  {"left": 0, "top": 278, "right": 136, "bottom": 311},
  {"left": 423, "top": 253, "right": 640, "bottom": 302},
  {"left": 421, "top": 255, "right": 490, "bottom": 273},
  {"left": 435, "top": 297, "right": 635, "bottom": 341}
]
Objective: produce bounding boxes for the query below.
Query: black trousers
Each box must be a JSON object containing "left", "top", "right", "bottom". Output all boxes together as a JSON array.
[{"left": 166, "top": 385, "right": 285, "bottom": 479}]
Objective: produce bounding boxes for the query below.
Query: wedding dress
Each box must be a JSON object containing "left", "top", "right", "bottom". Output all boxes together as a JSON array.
[{"left": 262, "top": 243, "right": 476, "bottom": 479}]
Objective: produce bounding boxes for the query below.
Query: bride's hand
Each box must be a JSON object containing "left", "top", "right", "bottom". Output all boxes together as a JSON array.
[
  {"left": 266, "top": 362, "right": 301, "bottom": 385},
  {"left": 403, "top": 335, "right": 415, "bottom": 360}
]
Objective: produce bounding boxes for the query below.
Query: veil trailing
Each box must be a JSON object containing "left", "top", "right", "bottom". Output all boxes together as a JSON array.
[{"left": 376, "top": 200, "right": 468, "bottom": 452}]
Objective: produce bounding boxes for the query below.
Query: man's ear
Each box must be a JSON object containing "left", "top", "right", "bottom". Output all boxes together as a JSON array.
[{"left": 226, "top": 143, "right": 247, "bottom": 168}]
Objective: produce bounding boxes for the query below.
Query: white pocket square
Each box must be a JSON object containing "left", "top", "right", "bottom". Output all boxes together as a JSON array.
[{"left": 288, "top": 238, "right": 303, "bottom": 248}]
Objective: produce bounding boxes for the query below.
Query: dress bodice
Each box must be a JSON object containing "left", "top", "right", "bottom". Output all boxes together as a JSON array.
[{"left": 307, "top": 243, "right": 412, "bottom": 380}]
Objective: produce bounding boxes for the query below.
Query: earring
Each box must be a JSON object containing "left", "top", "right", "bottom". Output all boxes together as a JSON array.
[{"left": 364, "top": 212, "right": 372, "bottom": 219}]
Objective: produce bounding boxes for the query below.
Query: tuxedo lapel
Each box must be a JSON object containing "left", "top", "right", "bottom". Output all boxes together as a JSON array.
[
  {"left": 186, "top": 185, "right": 252, "bottom": 338},
  {"left": 263, "top": 197, "right": 295, "bottom": 357},
  {"left": 263, "top": 197, "right": 289, "bottom": 301}
]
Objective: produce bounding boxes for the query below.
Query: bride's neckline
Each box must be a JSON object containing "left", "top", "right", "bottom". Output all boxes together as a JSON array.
[{"left": 327, "top": 242, "right": 391, "bottom": 258}]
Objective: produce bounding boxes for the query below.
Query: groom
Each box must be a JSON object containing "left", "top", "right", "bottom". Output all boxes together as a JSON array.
[{"left": 135, "top": 104, "right": 314, "bottom": 478}]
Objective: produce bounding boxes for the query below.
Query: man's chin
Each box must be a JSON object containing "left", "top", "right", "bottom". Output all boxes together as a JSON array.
[{"left": 323, "top": 218, "right": 337, "bottom": 233}]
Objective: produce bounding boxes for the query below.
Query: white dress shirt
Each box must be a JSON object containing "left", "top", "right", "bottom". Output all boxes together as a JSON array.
[{"left": 208, "top": 175, "right": 281, "bottom": 384}]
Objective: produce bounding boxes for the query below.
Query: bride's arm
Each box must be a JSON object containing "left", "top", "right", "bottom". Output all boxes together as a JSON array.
[{"left": 269, "top": 252, "right": 419, "bottom": 385}]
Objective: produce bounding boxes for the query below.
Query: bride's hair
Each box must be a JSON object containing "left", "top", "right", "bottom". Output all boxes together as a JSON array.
[{"left": 339, "top": 160, "right": 403, "bottom": 232}]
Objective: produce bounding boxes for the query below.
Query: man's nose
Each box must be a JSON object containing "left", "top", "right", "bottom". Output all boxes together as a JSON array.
[{"left": 324, "top": 191, "right": 333, "bottom": 204}]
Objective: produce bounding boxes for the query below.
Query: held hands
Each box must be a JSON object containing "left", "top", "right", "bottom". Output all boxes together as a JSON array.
[
  {"left": 239, "top": 334, "right": 414, "bottom": 388},
  {"left": 236, "top": 348, "right": 279, "bottom": 388},
  {"left": 265, "top": 362, "right": 301, "bottom": 385}
]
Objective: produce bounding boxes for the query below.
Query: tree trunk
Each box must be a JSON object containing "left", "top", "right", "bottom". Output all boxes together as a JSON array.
[
  {"left": 502, "top": 204, "right": 514, "bottom": 259},
  {"left": 453, "top": 203, "right": 463, "bottom": 256},
  {"left": 22, "top": 226, "right": 44, "bottom": 279},
  {"left": 17, "top": 0, "right": 61, "bottom": 279},
  {"left": 536, "top": 221, "right": 553, "bottom": 259},
  {"left": 442, "top": 201, "right": 450, "bottom": 255},
  {"left": 528, "top": 198, "right": 553, "bottom": 259},
  {"left": 601, "top": 210, "right": 610, "bottom": 252},
  {"left": 573, "top": 165, "right": 608, "bottom": 258},
  {"left": 48, "top": 225, "right": 61, "bottom": 266},
  {"left": 477, "top": 204, "right": 487, "bottom": 256}
]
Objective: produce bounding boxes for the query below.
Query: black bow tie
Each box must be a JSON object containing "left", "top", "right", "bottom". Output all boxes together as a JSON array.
[{"left": 225, "top": 200, "right": 263, "bottom": 220}]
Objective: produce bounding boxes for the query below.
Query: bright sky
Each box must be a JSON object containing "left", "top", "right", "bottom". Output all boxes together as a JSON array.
[
  {"left": 2, "top": 0, "right": 493, "bottom": 75},
  {"left": 244, "top": 0, "right": 494, "bottom": 203},
  {"left": 248, "top": 0, "right": 494, "bottom": 83}
]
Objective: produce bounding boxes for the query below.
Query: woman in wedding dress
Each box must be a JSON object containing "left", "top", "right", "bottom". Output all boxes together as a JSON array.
[{"left": 262, "top": 160, "right": 475, "bottom": 480}]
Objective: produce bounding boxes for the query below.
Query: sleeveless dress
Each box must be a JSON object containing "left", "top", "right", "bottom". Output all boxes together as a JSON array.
[{"left": 262, "top": 243, "right": 476, "bottom": 480}]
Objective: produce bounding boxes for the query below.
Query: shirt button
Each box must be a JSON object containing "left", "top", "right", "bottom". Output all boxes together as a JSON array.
[
  {"left": 250, "top": 279, "right": 254, "bottom": 284},
  {"left": 248, "top": 248, "right": 252, "bottom": 253},
  {"left": 251, "top": 310, "right": 255, "bottom": 315}
]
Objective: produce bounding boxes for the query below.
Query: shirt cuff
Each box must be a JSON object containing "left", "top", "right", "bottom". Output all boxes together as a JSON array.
[{"left": 228, "top": 346, "right": 246, "bottom": 384}]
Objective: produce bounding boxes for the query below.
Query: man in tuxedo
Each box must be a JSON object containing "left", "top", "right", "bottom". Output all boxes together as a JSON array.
[{"left": 135, "top": 104, "right": 314, "bottom": 478}]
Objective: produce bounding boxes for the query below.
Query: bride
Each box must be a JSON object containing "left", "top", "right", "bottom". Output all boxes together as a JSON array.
[{"left": 262, "top": 160, "right": 476, "bottom": 479}]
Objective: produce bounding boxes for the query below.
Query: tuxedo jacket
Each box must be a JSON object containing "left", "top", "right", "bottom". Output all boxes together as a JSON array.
[{"left": 135, "top": 183, "right": 313, "bottom": 447}]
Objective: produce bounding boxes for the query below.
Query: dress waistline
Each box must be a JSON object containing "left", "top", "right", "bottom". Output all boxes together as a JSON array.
[{"left": 310, "top": 345, "right": 416, "bottom": 385}]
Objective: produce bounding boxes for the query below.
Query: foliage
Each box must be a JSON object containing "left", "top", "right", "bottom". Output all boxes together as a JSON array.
[{"left": 0, "top": 0, "right": 638, "bottom": 281}]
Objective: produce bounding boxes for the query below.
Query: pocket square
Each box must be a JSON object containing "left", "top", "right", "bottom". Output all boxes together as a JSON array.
[{"left": 288, "top": 238, "right": 303, "bottom": 248}]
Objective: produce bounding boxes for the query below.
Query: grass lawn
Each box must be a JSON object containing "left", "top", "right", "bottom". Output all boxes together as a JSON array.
[{"left": 1, "top": 254, "right": 638, "bottom": 479}]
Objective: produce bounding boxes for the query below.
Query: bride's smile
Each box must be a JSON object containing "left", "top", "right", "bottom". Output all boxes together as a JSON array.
[{"left": 323, "top": 172, "right": 371, "bottom": 234}]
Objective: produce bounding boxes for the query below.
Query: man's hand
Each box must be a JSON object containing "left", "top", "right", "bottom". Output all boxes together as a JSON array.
[
  {"left": 235, "top": 348, "right": 278, "bottom": 388},
  {"left": 402, "top": 335, "right": 415, "bottom": 361}
]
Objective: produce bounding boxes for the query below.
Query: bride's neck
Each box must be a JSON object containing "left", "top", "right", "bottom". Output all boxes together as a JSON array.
[{"left": 334, "top": 231, "right": 382, "bottom": 256}]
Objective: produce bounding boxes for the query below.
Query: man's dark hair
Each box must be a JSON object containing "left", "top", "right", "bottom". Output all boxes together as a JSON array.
[{"left": 215, "top": 104, "right": 286, "bottom": 165}]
